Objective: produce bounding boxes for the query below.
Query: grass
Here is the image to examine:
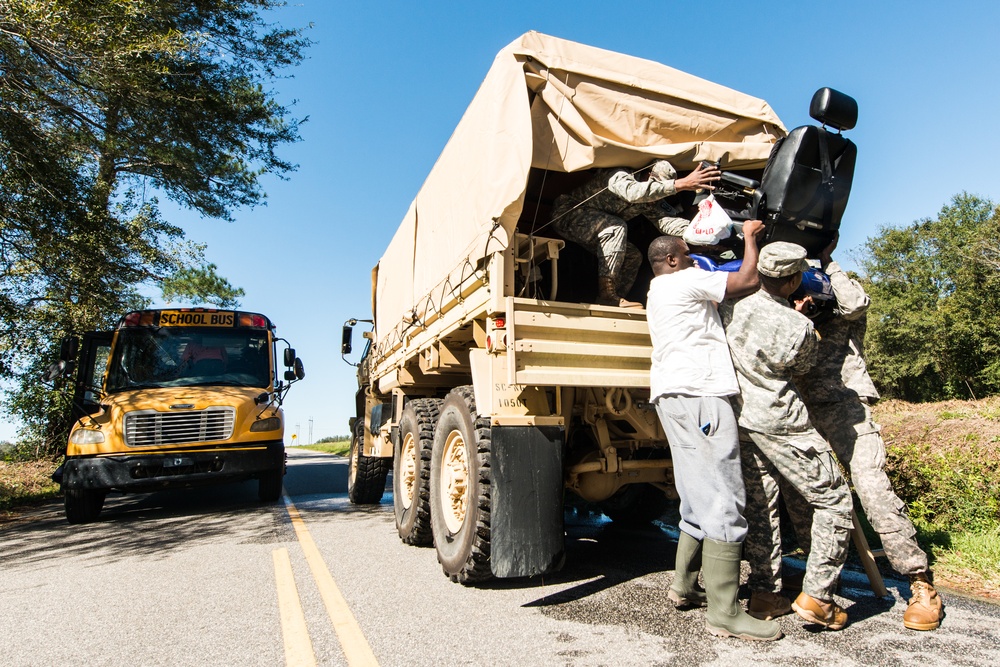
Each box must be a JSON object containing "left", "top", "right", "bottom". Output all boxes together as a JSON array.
[
  {"left": 0, "top": 459, "right": 61, "bottom": 519},
  {"left": 296, "top": 441, "right": 351, "bottom": 456},
  {"left": 911, "top": 522, "right": 1000, "bottom": 599}
]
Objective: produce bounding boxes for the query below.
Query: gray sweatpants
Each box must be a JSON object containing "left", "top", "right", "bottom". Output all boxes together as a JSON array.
[{"left": 654, "top": 394, "right": 747, "bottom": 543}]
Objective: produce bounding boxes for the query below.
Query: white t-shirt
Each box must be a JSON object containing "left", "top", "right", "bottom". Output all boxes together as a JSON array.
[{"left": 647, "top": 267, "right": 739, "bottom": 398}]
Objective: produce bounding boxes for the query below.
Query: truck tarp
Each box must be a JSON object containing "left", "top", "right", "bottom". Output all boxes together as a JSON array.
[{"left": 374, "top": 31, "right": 788, "bottom": 336}]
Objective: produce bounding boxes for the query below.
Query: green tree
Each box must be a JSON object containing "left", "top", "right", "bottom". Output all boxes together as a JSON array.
[
  {"left": 860, "top": 194, "right": 1000, "bottom": 401},
  {"left": 0, "top": 1, "right": 309, "bottom": 453}
]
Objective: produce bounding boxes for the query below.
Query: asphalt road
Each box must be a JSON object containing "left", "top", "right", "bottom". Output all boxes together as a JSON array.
[{"left": 2, "top": 448, "right": 998, "bottom": 666}]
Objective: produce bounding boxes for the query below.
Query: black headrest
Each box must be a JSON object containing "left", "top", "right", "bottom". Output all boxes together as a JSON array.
[{"left": 809, "top": 88, "right": 857, "bottom": 131}]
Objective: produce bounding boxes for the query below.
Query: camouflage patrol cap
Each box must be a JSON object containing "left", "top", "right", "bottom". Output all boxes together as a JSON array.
[
  {"left": 651, "top": 160, "right": 677, "bottom": 181},
  {"left": 758, "top": 242, "right": 809, "bottom": 278}
]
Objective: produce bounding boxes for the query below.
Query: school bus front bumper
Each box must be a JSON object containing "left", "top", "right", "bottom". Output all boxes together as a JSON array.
[{"left": 59, "top": 441, "right": 285, "bottom": 492}]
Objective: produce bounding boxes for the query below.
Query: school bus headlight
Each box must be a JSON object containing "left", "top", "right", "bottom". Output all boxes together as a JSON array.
[
  {"left": 250, "top": 417, "right": 281, "bottom": 432},
  {"left": 70, "top": 429, "right": 105, "bottom": 445}
]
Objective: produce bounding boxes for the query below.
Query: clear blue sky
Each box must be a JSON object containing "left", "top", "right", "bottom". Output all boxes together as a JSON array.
[{"left": 6, "top": 1, "right": 999, "bottom": 442}]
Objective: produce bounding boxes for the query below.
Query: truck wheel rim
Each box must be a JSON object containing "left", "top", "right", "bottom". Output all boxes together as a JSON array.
[
  {"left": 348, "top": 442, "right": 358, "bottom": 487},
  {"left": 400, "top": 432, "right": 417, "bottom": 510},
  {"left": 440, "top": 429, "right": 469, "bottom": 534}
]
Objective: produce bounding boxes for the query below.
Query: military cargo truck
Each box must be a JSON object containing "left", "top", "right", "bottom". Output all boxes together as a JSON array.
[{"left": 341, "top": 31, "right": 856, "bottom": 583}]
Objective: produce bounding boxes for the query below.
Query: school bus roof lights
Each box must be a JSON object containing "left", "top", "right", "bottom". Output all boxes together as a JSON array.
[{"left": 119, "top": 309, "right": 271, "bottom": 329}]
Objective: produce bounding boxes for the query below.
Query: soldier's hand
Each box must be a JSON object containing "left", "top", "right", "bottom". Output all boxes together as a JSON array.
[
  {"left": 742, "top": 219, "right": 765, "bottom": 239},
  {"left": 820, "top": 232, "right": 839, "bottom": 266},
  {"left": 674, "top": 163, "right": 721, "bottom": 191},
  {"left": 794, "top": 296, "right": 815, "bottom": 313}
]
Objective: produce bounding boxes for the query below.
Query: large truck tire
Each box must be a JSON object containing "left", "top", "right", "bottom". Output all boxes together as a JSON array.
[
  {"left": 599, "top": 483, "right": 672, "bottom": 526},
  {"left": 394, "top": 397, "right": 442, "bottom": 545},
  {"left": 64, "top": 487, "right": 106, "bottom": 524},
  {"left": 430, "top": 386, "right": 493, "bottom": 584},
  {"left": 348, "top": 420, "right": 391, "bottom": 504}
]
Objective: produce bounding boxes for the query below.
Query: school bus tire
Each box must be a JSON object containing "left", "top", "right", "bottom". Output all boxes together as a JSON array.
[
  {"left": 394, "top": 397, "right": 442, "bottom": 546},
  {"left": 430, "top": 386, "right": 493, "bottom": 584},
  {"left": 258, "top": 466, "right": 284, "bottom": 502},
  {"left": 348, "top": 419, "right": 391, "bottom": 504},
  {"left": 64, "top": 487, "right": 106, "bottom": 524}
]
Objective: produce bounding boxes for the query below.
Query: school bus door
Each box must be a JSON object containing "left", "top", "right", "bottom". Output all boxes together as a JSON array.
[{"left": 72, "top": 331, "right": 113, "bottom": 421}]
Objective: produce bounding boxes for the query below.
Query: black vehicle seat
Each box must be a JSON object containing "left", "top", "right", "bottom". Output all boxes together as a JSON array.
[{"left": 758, "top": 88, "right": 858, "bottom": 256}]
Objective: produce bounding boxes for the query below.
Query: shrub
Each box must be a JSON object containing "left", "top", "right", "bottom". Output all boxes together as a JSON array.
[{"left": 885, "top": 440, "right": 1000, "bottom": 533}]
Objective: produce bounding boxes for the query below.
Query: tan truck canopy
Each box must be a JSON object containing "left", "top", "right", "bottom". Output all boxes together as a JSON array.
[{"left": 375, "top": 31, "right": 787, "bottom": 332}]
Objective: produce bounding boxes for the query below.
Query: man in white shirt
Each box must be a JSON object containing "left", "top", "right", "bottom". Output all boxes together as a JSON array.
[{"left": 646, "top": 219, "right": 778, "bottom": 641}]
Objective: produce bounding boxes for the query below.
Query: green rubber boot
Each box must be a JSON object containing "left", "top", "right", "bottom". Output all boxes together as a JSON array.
[
  {"left": 702, "top": 539, "right": 782, "bottom": 641},
  {"left": 668, "top": 531, "right": 707, "bottom": 608}
]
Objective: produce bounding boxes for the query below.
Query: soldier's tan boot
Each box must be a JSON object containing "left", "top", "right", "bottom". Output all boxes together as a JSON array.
[
  {"left": 903, "top": 574, "right": 942, "bottom": 630},
  {"left": 748, "top": 591, "right": 792, "bottom": 620},
  {"left": 792, "top": 592, "right": 848, "bottom": 630},
  {"left": 597, "top": 277, "right": 641, "bottom": 309},
  {"left": 668, "top": 532, "right": 707, "bottom": 609},
  {"left": 702, "top": 539, "right": 782, "bottom": 641}
]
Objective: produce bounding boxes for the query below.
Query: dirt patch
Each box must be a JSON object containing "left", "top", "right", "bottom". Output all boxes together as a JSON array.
[{"left": 875, "top": 396, "right": 1000, "bottom": 454}]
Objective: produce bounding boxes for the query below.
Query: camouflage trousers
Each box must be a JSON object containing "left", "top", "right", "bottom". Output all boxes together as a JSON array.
[
  {"left": 783, "top": 399, "right": 928, "bottom": 576},
  {"left": 551, "top": 207, "right": 642, "bottom": 294},
  {"left": 740, "top": 428, "right": 853, "bottom": 601}
]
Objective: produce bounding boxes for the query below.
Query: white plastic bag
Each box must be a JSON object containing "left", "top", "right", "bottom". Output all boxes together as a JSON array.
[{"left": 683, "top": 195, "right": 733, "bottom": 246}]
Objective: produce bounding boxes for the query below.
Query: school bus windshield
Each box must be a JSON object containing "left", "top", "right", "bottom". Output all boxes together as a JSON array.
[{"left": 104, "top": 327, "right": 272, "bottom": 392}]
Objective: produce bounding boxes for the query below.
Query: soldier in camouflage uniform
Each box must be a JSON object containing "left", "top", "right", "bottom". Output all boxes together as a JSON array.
[
  {"left": 721, "top": 241, "right": 853, "bottom": 631},
  {"left": 550, "top": 160, "right": 719, "bottom": 308},
  {"left": 782, "top": 235, "right": 943, "bottom": 631}
]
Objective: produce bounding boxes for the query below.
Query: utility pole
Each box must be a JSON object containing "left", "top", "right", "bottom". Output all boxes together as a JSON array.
[{"left": 308, "top": 418, "right": 314, "bottom": 445}]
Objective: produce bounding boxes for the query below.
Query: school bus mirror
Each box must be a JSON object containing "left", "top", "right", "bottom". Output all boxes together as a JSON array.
[
  {"left": 293, "top": 358, "right": 305, "bottom": 380},
  {"left": 59, "top": 336, "right": 79, "bottom": 362},
  {"left": 43, "top": 361, "right": 66, "bottom": 382},
  {"left": 283, "top": 348, "right": 296, "bottom": 367}
]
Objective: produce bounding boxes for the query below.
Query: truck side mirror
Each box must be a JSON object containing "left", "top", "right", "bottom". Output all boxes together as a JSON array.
[
  {"left": 283, "top": 348, "right": 296, "bottom": 367},
  {"left": 341, "top": 324, "right": 353, "bottom": 355}
]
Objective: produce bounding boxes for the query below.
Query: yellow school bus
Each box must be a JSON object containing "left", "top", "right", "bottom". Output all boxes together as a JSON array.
[{"left": 52, "top": 308, "right": 304, "bottom": 523}]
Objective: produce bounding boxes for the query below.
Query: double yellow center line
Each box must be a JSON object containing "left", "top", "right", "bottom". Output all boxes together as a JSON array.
[{"left": 273, "top": 494, "right": 379, "bottom": 666}]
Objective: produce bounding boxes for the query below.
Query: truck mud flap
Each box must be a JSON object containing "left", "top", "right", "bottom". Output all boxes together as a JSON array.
[{"left": 490, "top": 425, "right": 564, "bottom": 578}]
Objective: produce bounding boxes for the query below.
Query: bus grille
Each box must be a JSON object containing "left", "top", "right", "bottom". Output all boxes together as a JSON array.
[{"left": 124, "top": 408, "right": 236, "bottom": 447}]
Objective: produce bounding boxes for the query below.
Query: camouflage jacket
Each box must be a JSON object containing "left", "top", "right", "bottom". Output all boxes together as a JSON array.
[
  {"left": 722, "top": 289, "right": 819, "bottom": 434},
  {"left": 794, "top": 261, "right": 880, "bottom": 404},
  {"left": 551, "top": 168, "right": 689, "bottom": 235}
]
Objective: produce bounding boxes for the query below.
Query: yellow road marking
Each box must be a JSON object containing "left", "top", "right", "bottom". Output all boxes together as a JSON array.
[
  {"left": 284, "top": 495, "right": 380, "bottom": 667},
  {"left": 272, "top": 548, "right": 318, "bottom": 667}
]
